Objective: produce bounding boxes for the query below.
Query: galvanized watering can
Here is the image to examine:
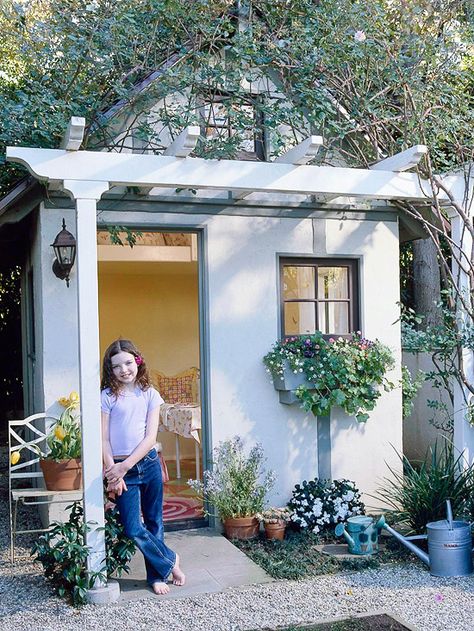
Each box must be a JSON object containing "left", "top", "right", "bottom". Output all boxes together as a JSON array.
[
  {"left": 335, "top": 515, "right": 385, "bottom": 555},
  {"left": 380, "top": 500, "right": 474, "bottom": 577}
]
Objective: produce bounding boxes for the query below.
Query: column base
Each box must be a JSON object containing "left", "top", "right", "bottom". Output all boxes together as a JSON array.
[{"left": 85, "top": 579, "right": 120, "bottom": 605}]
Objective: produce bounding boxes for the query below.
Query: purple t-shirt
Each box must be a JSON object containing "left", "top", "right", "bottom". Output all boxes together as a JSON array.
[{"left": 101, "top": 386, "right": 163, "bottom": 456}]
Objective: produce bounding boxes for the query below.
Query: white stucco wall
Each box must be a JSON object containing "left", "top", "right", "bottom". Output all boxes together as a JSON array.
[
  {"left": 34, "top": 202, "right": 402, "bottom": 509},
  {"left": 93, "top": 208, "right": 403, "bottom": 507},
  {"left": 36, "top": 205, "right": 80, "bottom": 421}
]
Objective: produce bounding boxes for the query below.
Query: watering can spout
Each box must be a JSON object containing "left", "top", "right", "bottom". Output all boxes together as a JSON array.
[
  {"left": 334, "top": 522, "right": 355, "bottom": 548},
  {"left": 381, "top": 521, "right": 430, "bottom": 566}
]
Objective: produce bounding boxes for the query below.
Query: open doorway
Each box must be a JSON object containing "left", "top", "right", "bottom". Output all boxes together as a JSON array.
[{"left": 97, "top": 229, "right": 205, "bottom": 529}]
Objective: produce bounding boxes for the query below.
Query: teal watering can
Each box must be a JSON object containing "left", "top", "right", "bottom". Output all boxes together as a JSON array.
[{"left": 335, "top": 515, "right": 385, "bottom": 555}]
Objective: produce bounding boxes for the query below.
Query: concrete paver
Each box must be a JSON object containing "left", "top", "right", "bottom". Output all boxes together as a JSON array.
[{"left": 116, "top": 527, "right": 273, "bottom": 601}]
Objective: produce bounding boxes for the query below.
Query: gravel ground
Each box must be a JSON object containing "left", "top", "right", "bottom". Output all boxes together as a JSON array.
[{"left": 2, "top": 447, "right": 474, "bottom": 631}]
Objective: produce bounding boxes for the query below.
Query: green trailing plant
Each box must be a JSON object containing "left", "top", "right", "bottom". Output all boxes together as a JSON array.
[
  {"left": 401, "top": 365, "right": 425, "bottom": 420},
  {"left": 188, "top": 436, "right": 275, "bottom": 520},
  {"left": 263, "top": 332, "right": 395, "bottom": 423},
  {"left": 31, "top": 501, "right": 136, "bottom": 605},
  {"left": 373, "top": 439, "right": 474, "bottom": 534}
]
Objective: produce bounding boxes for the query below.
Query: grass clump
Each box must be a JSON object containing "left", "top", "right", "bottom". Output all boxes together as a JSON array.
[{"left": 374, "top": 439, "right": 474, "bottom": 534}]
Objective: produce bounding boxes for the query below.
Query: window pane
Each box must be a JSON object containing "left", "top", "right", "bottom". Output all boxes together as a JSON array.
[
  {"left": 318, "top": 302, "right": 349, "bottom": 335},
  {"left": 284, "top": 302, "right": 316, "bottom": 335},
  {"left": 283, "top": 266, "right": 315, "bottom": 300},
  {"left": 317, "top": 267, "right": 348, "bottom": 300}
]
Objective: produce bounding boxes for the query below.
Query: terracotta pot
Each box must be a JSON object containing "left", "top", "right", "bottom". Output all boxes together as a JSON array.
[
  {"left": 223, "top": 516, "right": 259, "bottom": 540},
  {"left": 40, "top": 458, "right": 82, "bottom": 491},
  {"left": 264, "top": 520, "right": 286, "bottom": 541}
]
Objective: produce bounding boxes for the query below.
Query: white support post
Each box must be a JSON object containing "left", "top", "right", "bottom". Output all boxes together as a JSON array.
[
  {"left": 448, "top": 204, "right": 474, "bottom": 466},
  {"left": 62, "top": 179, "right": 119, "bottom": 603}
]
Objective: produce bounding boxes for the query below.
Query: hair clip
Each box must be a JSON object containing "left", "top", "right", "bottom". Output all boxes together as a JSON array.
[{"left": 135, "top": 356, "right": 143, "bottom": 366}]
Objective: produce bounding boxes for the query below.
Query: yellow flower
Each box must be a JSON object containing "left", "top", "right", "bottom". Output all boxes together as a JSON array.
[
  {"left": 54, "top": 425, "right": 66, "bottom": 441},
  {"left": 58, "top": 391, "right": 80, "bottom": 409},
  {"left": 68, "top": 391, "right": 80, "bottom": 408},
  {"left": 10, "top": 451, "right": 20, "bottom": 465}
]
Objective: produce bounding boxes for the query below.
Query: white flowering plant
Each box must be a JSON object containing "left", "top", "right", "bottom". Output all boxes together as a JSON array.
[
  {"left": 288, "top": 478, "right": 364, "bottom": 534},
  {"left": 188, "top": 436, "right": 276, "bottom": 521}
]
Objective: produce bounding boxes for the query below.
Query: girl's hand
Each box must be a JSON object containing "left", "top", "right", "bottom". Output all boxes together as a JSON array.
[
  {"left": 105, "top": 462, "right": 129, "bottom": 484},
  {"left": 107, "top": 478, "right": 128, "bottom": 496}
]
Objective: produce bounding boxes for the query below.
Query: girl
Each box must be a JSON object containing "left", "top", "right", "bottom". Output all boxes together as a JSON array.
[{"left": 101, "top": 339, "right": 185, "bottom": 595}]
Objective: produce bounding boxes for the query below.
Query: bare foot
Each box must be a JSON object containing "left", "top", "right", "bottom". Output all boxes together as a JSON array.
[
  {"left": 171, "top": 553, "right": 186, "bottom": 586},
  {"left": 152, "top": 581, "right": 170, "bottom": 595}
]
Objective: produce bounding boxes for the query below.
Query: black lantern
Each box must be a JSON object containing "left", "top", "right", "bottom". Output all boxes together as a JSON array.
[{"left": 51, "top": 218, "right": 77, "bottom": 287}]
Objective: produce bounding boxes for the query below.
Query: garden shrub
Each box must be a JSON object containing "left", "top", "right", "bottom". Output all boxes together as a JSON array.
[
  {"left": 374, "top": 439, "right": 474, "bottom": 533},
  {"left": 31, "top": 501, "right": 136, "bottom": 605},
  {"left": 288, "top": 478, "right": 364, "bottom": 533}
]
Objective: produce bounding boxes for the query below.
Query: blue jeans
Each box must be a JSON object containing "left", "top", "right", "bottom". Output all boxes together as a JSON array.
[{"left": 114, "top": 448, "right": 176, "bottom": 585}]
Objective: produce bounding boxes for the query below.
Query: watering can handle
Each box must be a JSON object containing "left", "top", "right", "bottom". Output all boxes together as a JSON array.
[{"left": 446, "top": 499, "right": 454, "bottom": 530}]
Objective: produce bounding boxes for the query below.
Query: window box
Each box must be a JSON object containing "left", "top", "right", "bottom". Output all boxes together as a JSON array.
[{"left": 272, "top": 361, "right": 315, "bottom": 405}]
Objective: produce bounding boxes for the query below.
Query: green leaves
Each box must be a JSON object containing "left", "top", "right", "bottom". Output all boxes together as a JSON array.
[
  {"left": 188, "top": 437, "right": 275, "bottom": 521},
  {"left": 31, "top": 500, "right": 136, "bottom": 605},
  {"left": 373, "top": 439, "right": 474, "bottom": 534},
  {"left": 264, "top": 333, "right": 395, "bottom": 422}
]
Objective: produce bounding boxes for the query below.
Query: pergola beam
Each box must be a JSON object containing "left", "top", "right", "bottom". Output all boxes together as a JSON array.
[
  {"left": 370, "top": 145, "right": 428, "bottom": 172},
  {"left": 274, "top": 135, "right": 324, "bottom": 165},
  {"left": 137, "top": 125, "right": 201, "bottom": 195},
  {"left": 317, "top": 144, "right": 429, "bottom": 202},
  {"left": 233, "top": 135, "right": 324, "bottom": 200},
  {"left": 7, "top": 147, "right": 447, "bottom": 202},
  {"left": 163, "top": 125, "right": 200, "bottom": 157},
  {"left": 60, "top": 116, "right": 86, "bottom": 151}
]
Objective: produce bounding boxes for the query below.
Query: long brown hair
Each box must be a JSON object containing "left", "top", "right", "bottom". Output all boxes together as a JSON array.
[{"left": 101, "top": 339, "right": 151, "bottom": 397}]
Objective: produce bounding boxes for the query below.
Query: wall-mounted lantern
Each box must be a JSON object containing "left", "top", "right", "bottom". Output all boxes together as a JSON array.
[{"left": 51, "top": 218, "right": 77, "bottom": 288}]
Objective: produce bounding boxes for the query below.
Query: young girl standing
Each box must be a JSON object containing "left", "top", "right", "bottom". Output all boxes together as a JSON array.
[{"left": 101, "top": 339, "right": 185, "bottom": 595}]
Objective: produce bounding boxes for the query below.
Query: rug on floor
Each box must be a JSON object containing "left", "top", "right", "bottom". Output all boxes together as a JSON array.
[{"left": 163, "top": 496, "right": 202, "bottom": 521}]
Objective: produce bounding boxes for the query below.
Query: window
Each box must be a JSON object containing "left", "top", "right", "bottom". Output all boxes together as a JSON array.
[
  {"left": 280, "top": 258, "right": 359, "bottom": 337},
  {"left": 201, "top": 93, "right": 265, "bottom": 160}
]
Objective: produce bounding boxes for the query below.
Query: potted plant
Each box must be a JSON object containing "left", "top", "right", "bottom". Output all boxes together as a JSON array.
[
  {"left": 37, "top": 391, "right": 82, "bottom": 491},
  {"left": 188, "top": 436, "right": 275, "bottom": 540},
  {"left": 263, "top": 332, "right": 395, "bottom": 422},
  {"left": 256, "top": 507, "right": 292, "bottom": 540}
]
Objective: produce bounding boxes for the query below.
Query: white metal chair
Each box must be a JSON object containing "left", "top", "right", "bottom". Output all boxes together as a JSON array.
[{"left": 8, "top": 413, "right": 81, "bottom": 562}]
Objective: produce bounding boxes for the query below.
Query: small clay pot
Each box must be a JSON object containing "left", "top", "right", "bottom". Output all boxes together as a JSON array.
[{"left": 264, "top": 520, "right": 286, "bottom": 541}]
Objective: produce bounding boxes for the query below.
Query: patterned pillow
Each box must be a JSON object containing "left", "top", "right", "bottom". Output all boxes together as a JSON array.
[{"left": 154, "top": 373, "right": 195, "bottom": 405}]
